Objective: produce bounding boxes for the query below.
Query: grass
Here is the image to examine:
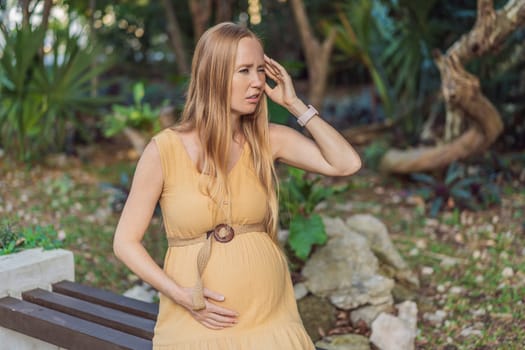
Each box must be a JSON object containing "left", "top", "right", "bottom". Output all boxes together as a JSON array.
[{"left": 1, "top": 155, "right": 524, "bottom": 349}]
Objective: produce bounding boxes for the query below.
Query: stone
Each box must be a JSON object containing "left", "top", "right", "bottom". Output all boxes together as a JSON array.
[
  {"left": 396, "top": 301, "right": 418, "bottom": 331},
  {"left": 330, "top": 275, "right": 394, "bottom": 310},
  {"left": 294, "top": 282, "right": 309, "bottom": 300},
  {"left": 297, "top": 295, "right": 336, "bottom": 342},
  {"left": 370, "top": 312, "right": 416, "bottom": 350},
  {"left": 0, "top": 248, "right": 74, "bottom": 298},
  {"left": 302, "top": 231, "right": 378, "bottom": 298},
  {"left": 350, "top": 302, "right": 394, "bottom": 326},
  {"left": 502, "top": 267, "right": 514, "bottom": 278},
  {"left": 303, "top": 223, "right": 396, "bottom": 310},
  {"left": 391, "top": 284, "right": 417, "bottom": 303},
  {"left": 423, "top": 310, "right": 447, "bottom": 326},
  {"left": 449, "top": 286, "right": 464, "bottom": 295},
  {"left": 460, "top": 326, "right": 483, "bottom": 337},
  {"left": 345, "top": 214, "right": 408, "bottom": 271},
  {"left": 123, "top": 283, "right": 157, "bottom": 303},
  {"left": 315, "top": 334, "right": 371, "bottom": 350},
  {"left": 321, "top": 216, "right": 350, "bottom": 239},
  {"left": 277, "top": 229, "right": 289, "bottom": 246}
]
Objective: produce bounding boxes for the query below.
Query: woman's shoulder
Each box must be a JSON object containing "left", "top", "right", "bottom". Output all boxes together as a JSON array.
[{"left": 268, "top": 122, "right": 298, "bottom": 145}]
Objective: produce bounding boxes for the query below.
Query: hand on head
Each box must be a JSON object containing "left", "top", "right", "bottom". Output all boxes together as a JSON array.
[{"left": 263, "top": 55, "right": 299, "bottom": 109}]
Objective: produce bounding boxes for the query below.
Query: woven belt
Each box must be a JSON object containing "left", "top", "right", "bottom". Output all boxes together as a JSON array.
[{"left": 167, "top": 223, "right": 265, "bottom": 310}]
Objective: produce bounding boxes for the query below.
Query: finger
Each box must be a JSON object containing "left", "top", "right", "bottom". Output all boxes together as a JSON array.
[
  {"left": 203, "top": 288, "right": 225, "bottom": 302},
  {"left": 265, "top": 62, "right": 282, "bottom": 79},
  {"left": 264, "top": 55, "right": 285, "bottom": 74},
  {"left": 206, "top": 302, "right": 239, "bottom": 317},
  {"left": 264, "top": 56, "right": 282, "bottom": 77},
  {"left": 206, "top": 312, "right": 238, "bottom": 324},
  {"left": 264, "top": 66, "right": 280, "bottom": 83},
  {"left": 201, "top": 320, "right": 223, "bottom": 330}
]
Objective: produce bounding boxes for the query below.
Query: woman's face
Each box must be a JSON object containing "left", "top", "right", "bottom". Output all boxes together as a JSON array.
[{"left": 230, "top": 37, "right": 265, "bottom": 119}]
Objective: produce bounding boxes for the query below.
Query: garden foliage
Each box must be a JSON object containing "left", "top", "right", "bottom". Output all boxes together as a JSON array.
[
  {"left": 0, "top": 25, "right": 113, "bottom": 160},
  {"left": 279, "top": 167, "right": 348, "bottom": 261}
]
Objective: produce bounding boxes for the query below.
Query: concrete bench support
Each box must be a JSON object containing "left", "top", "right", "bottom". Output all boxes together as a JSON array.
[{"left": 0, "top": 248, "right": 74, "bottom": 299}]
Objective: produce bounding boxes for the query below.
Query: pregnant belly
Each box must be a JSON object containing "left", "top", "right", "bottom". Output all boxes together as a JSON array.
[{"left": 164, "top": 232, "right": 292, "bottom": 324}]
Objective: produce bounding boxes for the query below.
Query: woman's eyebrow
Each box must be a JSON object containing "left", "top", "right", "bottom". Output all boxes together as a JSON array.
[{"left": 235, "top": 63, "right": 265, "bottom": 69}]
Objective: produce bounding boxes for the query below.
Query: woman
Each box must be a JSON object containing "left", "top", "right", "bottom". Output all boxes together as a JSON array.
[{"left": 113, "top": 22, "right": 361, "bottom": 349}]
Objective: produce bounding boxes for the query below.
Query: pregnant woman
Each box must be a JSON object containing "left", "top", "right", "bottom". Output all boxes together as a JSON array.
[{"left": 113, "top": 22, "right": 361, "bottom": 349}]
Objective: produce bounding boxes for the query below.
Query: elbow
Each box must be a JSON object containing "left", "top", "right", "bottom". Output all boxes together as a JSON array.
[
  {"left": 113, "top": 236, "right": 124, "bottom": 261},
  {"left": 340, "top": 157, "right": 362, "bottom": 177}
]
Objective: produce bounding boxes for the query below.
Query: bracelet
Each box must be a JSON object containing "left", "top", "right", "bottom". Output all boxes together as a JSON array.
[{"left": 297, "top": 104, "right": 318, "bottom": 127}]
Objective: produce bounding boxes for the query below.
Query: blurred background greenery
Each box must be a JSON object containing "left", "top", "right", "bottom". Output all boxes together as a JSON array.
[{"left": 1, "top": 1, "right": 524, "bottom": 348}]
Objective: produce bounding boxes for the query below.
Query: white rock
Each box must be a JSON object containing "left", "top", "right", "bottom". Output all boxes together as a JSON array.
[
  {"left": 415, "top": 240, "right": 427, "bottom": 249},
  {"left": 371, "top": 312, "right": 415, "bottom": 350},
  {"left": 421, "top": 266, "right": 434, "bottom": 275},
  {"left": 396, "top": 300, "right": 418, "bottom": 330},
  {"left": 449, "top": 286, "right": 464, "bottom": 295},
  {"left": 334, "top": 202, "right": 353, "bottom": 212},
  {"left": 277, "top": 229, "right": 289, "bottom": 245},
  {"left": 460, "top": 326, "right": 483, "bottom": 337},
  {"left": 423, "top": 310, "right": 447, "bottom": 326},
  {"left": 502, "top": 267, "right": 514, "bottom": 278},
  {"left": 294, "top": 282, "right": 308, "bottom": 300},
  {"left": 350, "top": 302, "right": 393, "bottom": 326},
  {"left": 123, "top": 283, "right": 157, "bottom": 303},
  {"left": 475, "top": 275, "right": 484, "bottom": 283},
  {"left": 440, "top": 257, "right": 458, "bottom": 268},
  {"left": 471, "top": 308, "right": 486, "bottom": 317},
  {"left": 436, "top": 284, "right": 446, "bottom": 293}
]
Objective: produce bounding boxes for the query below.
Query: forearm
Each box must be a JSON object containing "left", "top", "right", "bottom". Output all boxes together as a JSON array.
[
  {"left": 114, "top": 240, "right": 183, "bottom": 303},
  {"left": 288, "top": 98, "right": 362, "bottom": 175}
]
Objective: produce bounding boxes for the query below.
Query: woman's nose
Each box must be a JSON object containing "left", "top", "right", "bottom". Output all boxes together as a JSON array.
[{"left": 251, "top": 72, "right": 263, "bottom": 87}]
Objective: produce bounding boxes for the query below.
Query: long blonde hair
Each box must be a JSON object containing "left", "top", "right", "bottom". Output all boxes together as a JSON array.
[{"left": 174, "top": 22, "right": 279, "bottom": 242}]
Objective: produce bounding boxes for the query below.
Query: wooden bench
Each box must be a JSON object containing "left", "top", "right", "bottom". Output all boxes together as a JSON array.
[
  {"left": 0, "top": 280, "right": 326, "bottom": 349},
  {"left": 0, "top": 280, "right": 158, "bottom": 350}
]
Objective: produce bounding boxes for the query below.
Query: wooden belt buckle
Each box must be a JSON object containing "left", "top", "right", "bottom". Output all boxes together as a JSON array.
[{"left": 207, "top": 224, "right": 235, "bottom": 243}]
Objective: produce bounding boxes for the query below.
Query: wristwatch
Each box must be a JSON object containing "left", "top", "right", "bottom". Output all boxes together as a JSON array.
[{"left": 297, "top": 105, "right": 318, "bottom": 127}]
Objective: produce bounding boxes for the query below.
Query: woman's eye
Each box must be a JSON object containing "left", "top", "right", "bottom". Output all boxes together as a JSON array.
[{"left": 239, "top": 68, "right": 249, "bottom": 73}]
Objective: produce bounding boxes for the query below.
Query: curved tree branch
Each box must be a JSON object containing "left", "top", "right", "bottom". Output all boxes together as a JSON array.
[{"left": 380, "top": 0, "right": 525, "bottom": 174}]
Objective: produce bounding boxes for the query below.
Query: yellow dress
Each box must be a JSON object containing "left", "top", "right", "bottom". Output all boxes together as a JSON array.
[{"left": 152, "top": 128, "right": 315, "bottom": 349}]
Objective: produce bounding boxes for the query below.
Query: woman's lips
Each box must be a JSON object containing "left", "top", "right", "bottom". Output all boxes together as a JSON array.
[{"left": 246, "top": 94, "right": 259, "bottom": 103}]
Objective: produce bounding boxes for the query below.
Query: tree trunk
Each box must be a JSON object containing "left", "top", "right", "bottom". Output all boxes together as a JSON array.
[
  {"left": 288, "top": 0, "right": 336, "bottom": 109},
  {"left": 189, "top": 0, "right": 212, "bottom": 41},
  {"left": 21, "top": 0, "right": 30, "bottom": 27},
  {"left": 40, "top": 0, "right": 53, "bottom": 31},
  {"left": 161, "top": 0, "right": 190, "bottom": 75},
  {"left": 380, "top": 0, "right": 525, "bottom": 174},
  {"left": 214, "top": 0, "right": 235, "bottom": 23}
]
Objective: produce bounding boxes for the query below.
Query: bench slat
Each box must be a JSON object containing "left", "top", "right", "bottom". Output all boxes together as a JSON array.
[
  {"left": 53, "top": 280, "right": 158, "bottom": 320},
  {"left": 23, "top": 288, "right": 155, "bottom": 340},
  {"left": 0, "top": 297, "right": 151, "bottom": 350}
]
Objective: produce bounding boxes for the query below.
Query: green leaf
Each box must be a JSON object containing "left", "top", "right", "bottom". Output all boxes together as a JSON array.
[
  {"left": 411, "top": 173, "right": 436, "bottom": 185},
  {"left": 288, "top": 214, "right": 327, "bottom": 261},
  {"left": 133, "top": 82, "right": 145, "bottom": 105},
  {"left": 429, "top": 197, "right": 444, "bottom": 217},
  {"left": 445, "top": 163, "right": 463, "bottom": 185}
]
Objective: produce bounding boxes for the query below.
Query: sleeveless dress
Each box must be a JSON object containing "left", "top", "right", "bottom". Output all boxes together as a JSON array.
[{"left": 152, "top": 128, "right": 315, "bottom": 349}]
